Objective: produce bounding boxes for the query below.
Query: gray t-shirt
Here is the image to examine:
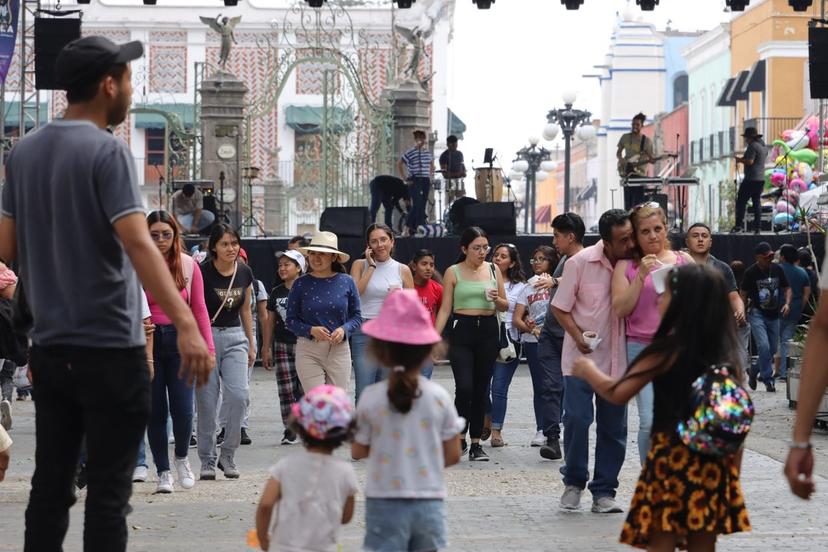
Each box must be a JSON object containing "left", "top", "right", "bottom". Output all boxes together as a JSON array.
[
  {"left": 706, "top": 255, "right": 738, "bottom": 293},
  {"left": 743, "top": 140, "right": 767, "bottom": 182},
  {"left": 2, "top": 120, "right": 145, "bottom": 348},
  {"left": 541, "top": 255, "right": 568, "bottom": 340}
]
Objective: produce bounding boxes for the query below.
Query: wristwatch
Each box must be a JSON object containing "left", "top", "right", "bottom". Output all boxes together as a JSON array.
[{"left": 790, "top": 441, "right": 812, "bottom": 450}]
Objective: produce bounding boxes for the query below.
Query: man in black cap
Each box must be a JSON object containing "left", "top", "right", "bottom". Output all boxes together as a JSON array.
[
  {"left": 732, "top": 126, "right": 768, "bottom": 233},
  {"left": 740, "top": 241, "right": 792, "bottom": 393},
  {"left": 0, "top": 36, "right": 213, "bottom": 551}
]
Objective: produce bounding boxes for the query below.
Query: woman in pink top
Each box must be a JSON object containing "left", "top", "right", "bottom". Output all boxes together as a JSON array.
[
  {"left": 144, "top": 211, "right": 215, "bottom": 493},
  {"left": 611, "top": 203, "right": 692, "bottom": 465}
]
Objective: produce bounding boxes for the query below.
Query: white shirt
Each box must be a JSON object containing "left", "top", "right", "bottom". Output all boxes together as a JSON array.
[
  {"left": 354, "top": 377, "right": 465, "bottom": 499},
  {"left": 268, "top": 449, "right": 358, "bottom": 552},
  {"left": 517, "top": 278, "right": 551, "bottom": 344},
  {"left": 140, "top": 289, "right": 151, "bottom": 320},
  {"left": 359, "top": 258, "right": 402, "bottom": 319},
  {"left": 503, "top": 281, "right": 527, "bottom": 342}
]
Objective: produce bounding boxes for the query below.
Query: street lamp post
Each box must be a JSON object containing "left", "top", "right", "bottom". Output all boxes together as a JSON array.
[
  {"left": 511, "top": 138, "right": 554, "bottom": 234},
  {"left": 545, "top": 90, "right": 595, "bottom": 213}
]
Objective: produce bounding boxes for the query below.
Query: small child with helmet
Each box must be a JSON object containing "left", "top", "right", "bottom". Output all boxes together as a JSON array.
[
  {"left": 254, "top": 385, "right": 358, "bottom": 551},
  {"left": 352, "top": 290, "right": 465, "bottom": 552}
]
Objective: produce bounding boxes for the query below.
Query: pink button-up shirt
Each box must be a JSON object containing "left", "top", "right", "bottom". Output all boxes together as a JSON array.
[{"left": 551, "top": 242, "right": 627, "bottom": 379}]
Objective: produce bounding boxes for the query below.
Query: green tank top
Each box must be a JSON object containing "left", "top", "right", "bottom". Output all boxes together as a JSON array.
[{"left": 452, "top": 263, "right": 497, "bottom": 311}]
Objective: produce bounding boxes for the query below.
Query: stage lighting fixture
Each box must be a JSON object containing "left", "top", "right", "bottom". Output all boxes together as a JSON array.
[
  {"left": 395, "top": 0, "right": 415, "bottom": 7},
  {"left": 561, "top": 0, "right": 584, "bottom": 9},
  {"left": 306, "top": 0, "right": 326, "bottom": 7},
  {"left": 142, "top": 0, "right": 156, "bottom": 4},
  {"left": 637, "top": 0, "right": 658, "bottom": 10},
  {"left": 473, "top": 0, "right": 494, "bottom": 7},
  {"left": 76, "top": 0, "right": 90, "bottom": 4},
  {"left": 224, "top": 0, "right": 239, "bottom": 5},
  {"left": 725, "top": 0, "right": 749, "bottom": 11},
  {"left": 788, "top": 0, "right": 813, "bottom": 11}
]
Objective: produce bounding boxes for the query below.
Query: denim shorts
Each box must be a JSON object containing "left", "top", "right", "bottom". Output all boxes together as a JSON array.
[{"left": 364, "top": 498, "right": 447, "bottom": 551}]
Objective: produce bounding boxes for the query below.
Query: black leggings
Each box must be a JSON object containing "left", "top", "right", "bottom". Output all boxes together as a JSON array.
[
  {"left": 449, "top": 314, "right": 499, "bottom": 439},
  {"left": 735, "top": 179, "right": 764, "bottom": 230}
]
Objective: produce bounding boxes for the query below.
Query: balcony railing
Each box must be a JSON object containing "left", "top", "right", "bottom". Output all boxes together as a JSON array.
[{"left": 742, "top": 117, "right": 803, "bottom": 150}]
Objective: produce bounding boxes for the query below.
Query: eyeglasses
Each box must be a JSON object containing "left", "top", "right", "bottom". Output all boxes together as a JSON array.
[
  {"left": 469, "top": 245, "right": 491, "bottom": 253},
  {"left": 529, "top": 257, "right": 551, "bottom": 264},
  {"left": 150, "top": 231, "right": 174, "bottom": 241}
]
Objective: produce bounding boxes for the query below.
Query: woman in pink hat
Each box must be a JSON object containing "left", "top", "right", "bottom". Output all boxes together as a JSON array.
[{"left": 352, "top": 290, "right": 464, "bottom": 552}]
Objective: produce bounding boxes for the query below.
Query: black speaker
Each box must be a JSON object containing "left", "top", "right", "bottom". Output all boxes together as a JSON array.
[
  {"left": 462, "top": 202, "right": 516, "bottom": 235},
  {"left": 810, "top": 26, "right": 828, "bottom": 99},
  {"left": 35, "top": 17, "right": 81, "bottom": 90},
  {"left": 319, "top": 207, "right": 371, "bottom": 238}
]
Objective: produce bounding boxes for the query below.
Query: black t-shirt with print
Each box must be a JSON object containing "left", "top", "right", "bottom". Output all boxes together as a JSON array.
[
  {"left": 200, "top": 260, "right": 254, "bottom": 327},
  {"left": 267, "top": 284, "right": 297, "bottom": 344},
  {"left": 741, "top": 262, "right": 789, "bottom": 319}
]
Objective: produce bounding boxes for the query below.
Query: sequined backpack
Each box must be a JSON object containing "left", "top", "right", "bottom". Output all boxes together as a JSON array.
[{"left": 676, "top": 364, "right": 754, "bottom": 457}]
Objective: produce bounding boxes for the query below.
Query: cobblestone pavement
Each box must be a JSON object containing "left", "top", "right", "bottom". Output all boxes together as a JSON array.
[{"left": 0, "top": 364, "right": 827, "bottom": 551}]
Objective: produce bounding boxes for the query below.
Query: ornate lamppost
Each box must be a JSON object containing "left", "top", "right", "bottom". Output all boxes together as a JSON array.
[
  {"left": 510, "top": 137, "right": 556, "bottom": 234},
  {"left": 544, "top": 90, "right": 595, "bottom": 213}
]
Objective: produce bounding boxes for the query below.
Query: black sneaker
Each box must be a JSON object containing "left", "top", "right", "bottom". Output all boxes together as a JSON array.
[
  {"left": 281, "top": 429, "right": 298, "bottom": 445},
  {"left": 729, "top": 226, "right": 743, "bottom": 234},
  {"left": 216, "top": 428, "right": 225, "bottom": 446},
  {"left": 189, "top": 434, "right": 197, "bottom": 448},
  {"left": 240, "top": 428, "right": 252, "bottom": 445},
  {"left": 539, "top": 438, "right": 562, "bottom": 460},
  {"left": 460, "top": 439, "right": 468, "bottom": 454},
  {"left": 765, "top": 381, "right": 776, "bottom": 393},
  {"left": 748, "top": 368, "right": 757, "bottom": 391},
  {"left": 469, "top": 443, "right": 489, "bottom": 462}
]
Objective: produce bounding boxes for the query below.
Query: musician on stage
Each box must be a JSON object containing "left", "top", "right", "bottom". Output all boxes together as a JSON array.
[
  {"left": 398, "top": 129, "right": 434, "bottom": 236},
  {"left": 439, "top": 135, "right": 466, "bottom": 204},
  {"left": 731, "top": 127, "right": 768, "bottom": 234},
  {"left": 616, "top": 112, "right": 655, "bottom": 209}
]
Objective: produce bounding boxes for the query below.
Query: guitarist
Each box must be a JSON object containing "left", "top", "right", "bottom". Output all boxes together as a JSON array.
[{"left": 616, "top": 112, "right": 655, "bottom": 209}]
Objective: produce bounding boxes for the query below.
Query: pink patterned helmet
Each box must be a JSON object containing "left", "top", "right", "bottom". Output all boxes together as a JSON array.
[{"left": 291, "top": 385, "right": 354, "bottom": 440}]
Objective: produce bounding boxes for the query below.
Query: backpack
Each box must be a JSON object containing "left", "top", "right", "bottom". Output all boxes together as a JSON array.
[
  {"left": 0, "top": 282, "right": 32, "bottom": 366},
  {"left": 676, "top": 364, "right": 753, "bottom": 457}
]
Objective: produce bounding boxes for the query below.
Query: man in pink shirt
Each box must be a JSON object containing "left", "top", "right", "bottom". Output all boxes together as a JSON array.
[{"left": 551, "top": 209, "right": 635, "bottom": 514}]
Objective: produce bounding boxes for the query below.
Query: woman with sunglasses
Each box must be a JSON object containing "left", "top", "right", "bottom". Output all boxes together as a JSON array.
[
  {"left": 144, "top": 211, "right": 215, "bottom": 493},
  {"left": 435, "top": 227, "right": 507, "bottom": 461},
  {"left": 487, "top": 243, "right": 527, "bottom": 447},
  {"left": 611, "top": 202, "right": 692, "bottom": 465},
  {"left": 512, "top": 246, "right": 559, "bottom": 447}
]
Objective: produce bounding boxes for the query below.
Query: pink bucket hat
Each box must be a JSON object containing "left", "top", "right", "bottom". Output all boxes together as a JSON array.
[
  {"left": 291, "top": 385, "right": 354, "bottom": 440},
  {"left": 362, "top": 289, "right": 442, "bottom": 345}
]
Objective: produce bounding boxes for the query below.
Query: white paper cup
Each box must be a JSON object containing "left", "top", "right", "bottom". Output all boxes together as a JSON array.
[
  {"left": 651, "top": 264, "right": 675, "bottom": 295},
  {"left": 582, "top": 331, "right": 599, "bottom": 351}
]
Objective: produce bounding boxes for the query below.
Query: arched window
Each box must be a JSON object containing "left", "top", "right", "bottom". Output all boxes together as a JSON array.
[{"left": 673, "top": 73, "right": 689, "bottom": 108}]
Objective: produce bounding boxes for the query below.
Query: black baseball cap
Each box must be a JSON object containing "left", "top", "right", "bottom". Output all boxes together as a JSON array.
[
  {"left": 754, "top": 241, "right": 773, "bottom": 256},
  {"left": 56, "top": 36, "right": 144, "bottom": 89}
]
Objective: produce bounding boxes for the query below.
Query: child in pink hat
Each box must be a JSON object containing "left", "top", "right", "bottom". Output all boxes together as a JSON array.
[
  {"left": 255, "top": 385, "right": 358, "bottom": 551},
  {"left": 352, "top": 290, "right": 465, "bottom": 551}
]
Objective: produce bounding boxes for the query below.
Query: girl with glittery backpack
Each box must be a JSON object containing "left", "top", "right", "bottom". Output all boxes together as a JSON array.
[
  {"left": 352, "top": 290, "right": 465, "bottom": 552},
  {"left": 572, "top": 264, "right": 753, "bottom": 551}
]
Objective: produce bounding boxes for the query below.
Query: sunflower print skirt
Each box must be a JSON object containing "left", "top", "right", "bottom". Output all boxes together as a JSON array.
[{"left": 619, "top": 432, "right": 751, "bottom": 549}]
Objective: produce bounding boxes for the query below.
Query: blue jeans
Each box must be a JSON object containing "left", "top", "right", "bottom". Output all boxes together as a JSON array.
[
  {"left": 408, "top": 177, "right": 431, "bottom": 232},
  {"left": 779, "top": 315, "right": 799, "bottom": 379},
  {"left": 364, "top": 498, "right": 446, "bottom": 552},
  {"left": 489, "top": 343, "right": 522, "bottom": 431},
  {"left": 178, "top": 210, "right": 215, "bottom": 232},
  {"left": 627, "top": 341, "right": 653, "bottom": 466},
  {"left": 148, "top": 325, "right": 195, "bottom": 474},
  {"left": 748, "top": 309, "right": 780, "bottom": 383},
  {"left": 350, "top": 326, "right": 387, "bottom": 402},
  {"left": 523, "top": 341, "right": 545, "bottom": 432},
  {"left": 137, "top": 438, "right": 147, "bottom": 468},
  {"left": 561, "top": 375, "right": 628, "bottom": 498},
  {"left": 538, "top": 332, "right": 564, "bottom": 441},
  {"left": 421, "top": 362, "right": 433, "bottom": 379},
  {"left": 737, "top": 322, "right": 751, "bottom": 377}
]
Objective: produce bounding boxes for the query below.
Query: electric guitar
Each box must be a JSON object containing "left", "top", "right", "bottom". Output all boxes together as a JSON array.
[{"left": 618, "top": 152, "right": 678, "bottom": 178}]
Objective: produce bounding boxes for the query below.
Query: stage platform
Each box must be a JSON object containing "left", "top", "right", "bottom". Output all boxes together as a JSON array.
[{"left": 190, "top": 232, "right": 826, "bottom": 292}]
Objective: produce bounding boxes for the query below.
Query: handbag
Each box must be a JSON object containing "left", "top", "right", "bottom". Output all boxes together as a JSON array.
[
  {"left": 491, "top": 264, "right": 516, "bottom": 362},
  {"left": 676, "top": 364, "right": 754, "bottom": 457}
]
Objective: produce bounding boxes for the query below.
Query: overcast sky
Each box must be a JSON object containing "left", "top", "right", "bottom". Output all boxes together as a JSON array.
[{"left": 446, "top": 0, "right": 735, "bottom": 171}]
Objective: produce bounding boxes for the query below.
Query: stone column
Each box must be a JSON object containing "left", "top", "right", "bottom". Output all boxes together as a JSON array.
[
  {"left": 263, "top": 176, "right": 288, "bottom": 236},
  {"left": 385, "top": 80, "right": 432, "bottom": 164},
  {"left": 199, "top": 71, "right": 248, "bottom": 228}
]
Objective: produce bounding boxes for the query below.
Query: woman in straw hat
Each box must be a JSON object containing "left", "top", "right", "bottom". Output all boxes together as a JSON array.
[{"left": 286, "top": 231, "right": 362, "bottom": 391}]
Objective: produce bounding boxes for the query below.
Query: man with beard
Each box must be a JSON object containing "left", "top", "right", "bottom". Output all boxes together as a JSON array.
[
  {"left": 0, "top": 37, "right": 213, "bottom": 552},
  {"left": 551, "top": 209, "right": 635, "bottom": 514}
]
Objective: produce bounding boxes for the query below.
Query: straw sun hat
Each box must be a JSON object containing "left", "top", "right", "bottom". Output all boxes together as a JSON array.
[{"left": 299, "top": 231, "right": 351, "bottom": 263}]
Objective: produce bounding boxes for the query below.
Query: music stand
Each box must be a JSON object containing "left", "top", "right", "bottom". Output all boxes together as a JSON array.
[{"left": 483, "top": 148, "right": 494, "bottom": 165}]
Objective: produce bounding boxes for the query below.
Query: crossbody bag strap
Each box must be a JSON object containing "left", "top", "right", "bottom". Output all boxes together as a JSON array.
[{"left": 211, "top": 262, "right": 238, "bottom": 325}]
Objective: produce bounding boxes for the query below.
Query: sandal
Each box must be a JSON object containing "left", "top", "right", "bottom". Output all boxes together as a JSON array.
[
  {"left": 491, "top": 436, "right": 506, "bottom": 447},
  {"left": 481, "top": 427, "right": 492, "bottom": 441}
]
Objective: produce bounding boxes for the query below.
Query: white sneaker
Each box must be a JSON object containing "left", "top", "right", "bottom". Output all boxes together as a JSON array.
[
  {"left": 155, "top": 471, "right": 174, "bottom": 494},
  {"left": 174, "top": 457, "right": 195, "bottom": 490},
  {"left": 592, "top": 496, "right": 623, "bottom": 514},
  {"left": 168, "top": 434, "right": 175, "bottom": 444},
  {"left": 530, "top": 430, "right": 546, "bottom": 447},
  {"left": 560, "top": 485, "right": 582, "bottom": 510},
  {"left": 0, "top": 399, "right": 12, "bottom": 430},
  {"left": 132, "top": 465, "right": 148, "bottom": 483}
]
